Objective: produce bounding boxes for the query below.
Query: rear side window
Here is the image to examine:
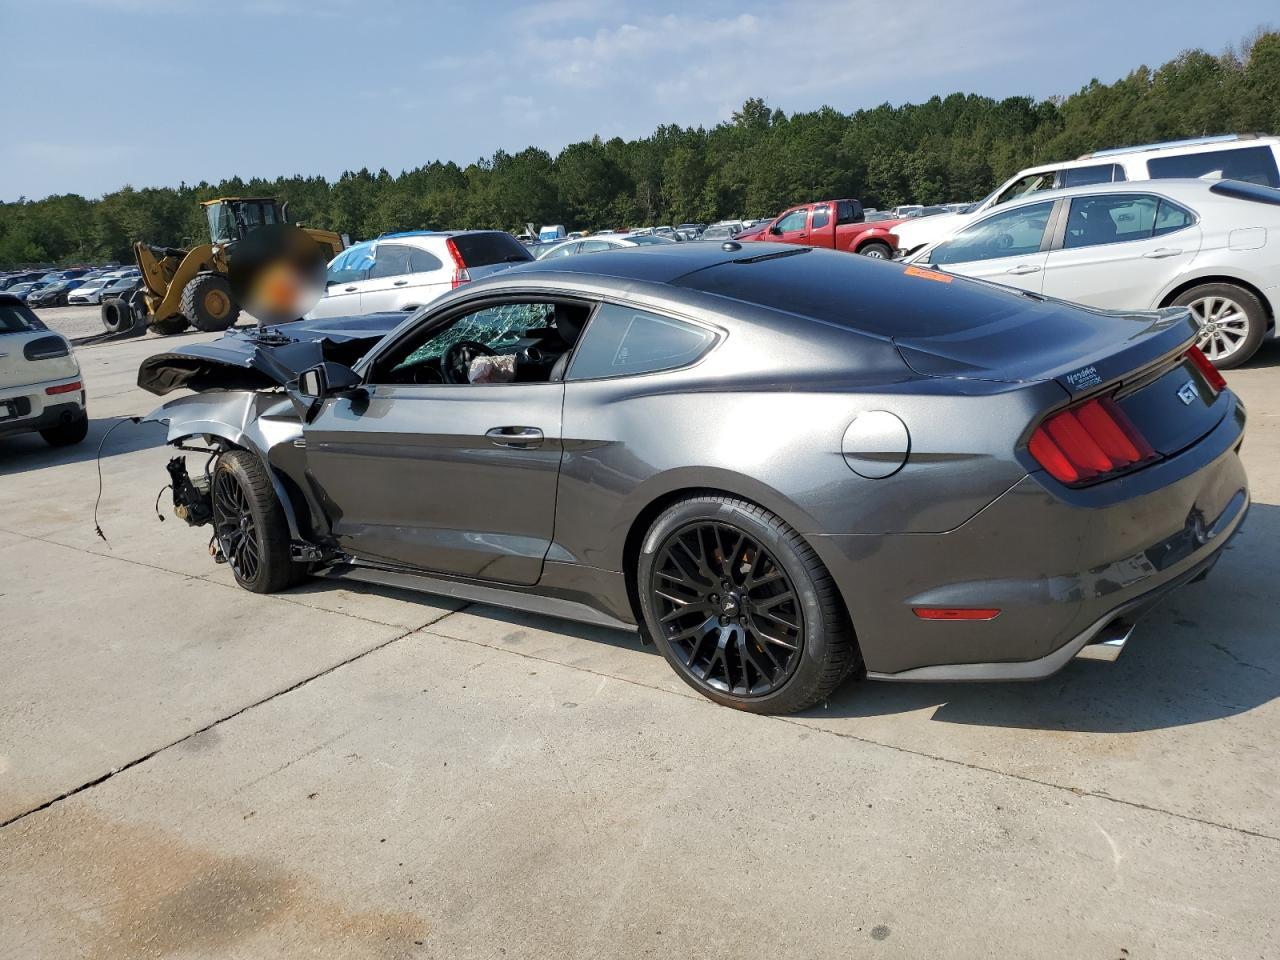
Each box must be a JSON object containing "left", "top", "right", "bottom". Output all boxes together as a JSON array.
[
  {"left": 811, "top": 205, "right": 831, "bottom": 229},
  {"left": 369, "top": 244, "right": 415, "bottom": 279},
  {"left": 1147, "top": 146, "right": 1280, "bottom": 187},
  {"left": 1060, "top": 163, "right": 1126, "bottom": 187},
  {"left": 569, "top": 304, "right": 716, "bottom": 380},
  {"left": 0, "top": 300, "right": 41, "bottom": 333},
  {"left": 1153, "top": 199, "right": 1195, "bottom": 236},
  {"left": 450, "top": 232, "right": 533, "bottom": 267}
]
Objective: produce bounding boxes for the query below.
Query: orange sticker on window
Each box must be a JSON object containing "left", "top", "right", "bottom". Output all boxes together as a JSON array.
[{"left": 904, "top": 265, "right": 953, "bottom": 284}]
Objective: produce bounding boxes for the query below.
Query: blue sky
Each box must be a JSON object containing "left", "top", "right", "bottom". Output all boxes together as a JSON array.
[{"left": 0, "top": 0, "right": 1274, "bottom": 201}]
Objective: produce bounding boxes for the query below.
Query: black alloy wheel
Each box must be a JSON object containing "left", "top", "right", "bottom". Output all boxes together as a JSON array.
[
  {"left": 213, "top": 467, "right": 263, "bottom": 584},
  {"left": 651, "top": 520, "right": 805, "bottom": 697},
  {"left": 209, "top": 449, "right": 301, "bottom": 593}
]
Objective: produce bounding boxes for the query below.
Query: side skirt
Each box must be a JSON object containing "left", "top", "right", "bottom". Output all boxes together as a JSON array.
[{"left": 317, "top": 559, "right": 638, "bottom": 633}]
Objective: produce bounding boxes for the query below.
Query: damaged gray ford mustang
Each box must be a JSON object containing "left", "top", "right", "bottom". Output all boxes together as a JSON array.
[{"left": 139, "top": 242, "right": 1249, "bottom": 713}]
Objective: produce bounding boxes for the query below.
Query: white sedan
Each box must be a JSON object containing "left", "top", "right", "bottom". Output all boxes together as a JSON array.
[
  {"left": 534, "top": 232, "right": 677, "bottom": 260},
  {"left": 905, "top": 178, "right": 1280, "bottom": 368},
  {"left": 0, "top": 294, "right": 88, "bottom": 445}
]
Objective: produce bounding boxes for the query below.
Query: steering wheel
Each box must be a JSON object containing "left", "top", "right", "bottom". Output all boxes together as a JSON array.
[{"left": 443, "top": 340, "right": 496, "bottom": 384}]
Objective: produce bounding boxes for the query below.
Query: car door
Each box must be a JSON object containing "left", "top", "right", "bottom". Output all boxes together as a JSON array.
[
  {"left": 311, "top": 244, "right": 373, "bottom": 318},
  {"left": 924, "top": 200, "right": 1056, "bottom": 292},
  {"left": 1039, "top": 193, "right": 1200, "bottom": 309},
  {"left": 357, "top": 243, "right": 418, "bottom": 315},
  {"left": 301, "top": 298, "right": 572, "bottom": 585}
]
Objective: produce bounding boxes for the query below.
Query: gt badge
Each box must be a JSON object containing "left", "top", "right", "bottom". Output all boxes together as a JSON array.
[{"left": 1177, "top": 380, "right": 1199, "bottom": 405}]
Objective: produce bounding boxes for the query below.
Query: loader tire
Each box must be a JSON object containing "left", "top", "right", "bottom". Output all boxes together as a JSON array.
[
  {"left": 100, "top": 298, "right": 132, "bottom": 334},
  {"left": 150, "top": 314, "right": 190, "bottom": 336},
  {"left": 181, "top": 274, "right": 240, "bottom": 332}
]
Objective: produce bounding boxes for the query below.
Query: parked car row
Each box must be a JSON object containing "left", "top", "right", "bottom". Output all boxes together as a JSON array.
[{"left": 0, "top": 265, "right": 140, "bottom": 307}]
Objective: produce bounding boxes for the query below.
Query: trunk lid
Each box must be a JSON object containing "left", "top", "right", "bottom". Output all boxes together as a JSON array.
[{"left": 896, "top": 302, "right": 1228, "bottom": 459}]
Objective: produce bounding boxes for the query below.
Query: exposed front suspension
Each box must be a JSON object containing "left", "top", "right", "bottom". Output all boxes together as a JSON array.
[{"left": 165, "top": 456, "right": 212, "bottom": 526}]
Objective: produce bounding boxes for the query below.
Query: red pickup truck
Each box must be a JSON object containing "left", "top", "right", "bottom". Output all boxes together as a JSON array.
[{"left": 738, "top": 199, "right": 903, "bottom": 259}]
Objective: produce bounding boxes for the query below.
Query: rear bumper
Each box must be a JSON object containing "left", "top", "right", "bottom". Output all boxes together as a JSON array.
[
  {"left": 0, "top": 398, "right": 85, "bottom": 439},
  {"left": 864, "top": 515, "right": 1240, "bottom": 681},
  {"left": 0, "top": 377, "right": 86, "bottom": 439},
  {"left": 812, "top": 396, "right": 1249, "bottom": 677}
]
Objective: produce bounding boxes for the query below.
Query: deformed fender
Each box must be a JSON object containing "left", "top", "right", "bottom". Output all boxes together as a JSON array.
[{"left": 143, "top": 391, "right": 308, "bottom": 542}]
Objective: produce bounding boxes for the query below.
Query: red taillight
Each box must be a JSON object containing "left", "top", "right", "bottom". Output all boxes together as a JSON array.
[
  {"left": 45, "top": 380, "right": 82, "bottom": 395},
  {"left": 913, "top": 608, "right": 1001, "bottom": 621},
  {"left": 444, "top": 237, "right": 470, "bottom": 289},
  {"left": 1028, "top": 396, "right": 1156, "bottom": 486},
  {"left": 1186, "top": 345, "right": 1227, "bottom": 394}
]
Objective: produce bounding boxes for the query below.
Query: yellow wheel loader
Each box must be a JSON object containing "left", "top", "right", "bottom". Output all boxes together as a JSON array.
[{"left": 103, "top": 198, "right": 344, "bottom": 336}]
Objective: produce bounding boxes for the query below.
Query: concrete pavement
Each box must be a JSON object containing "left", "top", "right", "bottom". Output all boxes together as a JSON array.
[{"left": 1, "top": 329, "right": 1277, "bottom": 958}]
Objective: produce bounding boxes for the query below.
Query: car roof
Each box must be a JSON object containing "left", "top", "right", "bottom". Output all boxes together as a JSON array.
[{"left": 963, "top": 177, "right": 1242, "bottom": 212}]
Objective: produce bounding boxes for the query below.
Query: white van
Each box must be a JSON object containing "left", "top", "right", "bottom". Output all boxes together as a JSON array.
[
  {"left": 538, "top": 225, "right": 567, "bottom": 242},
  {"left": 894, "top": 133, "right": 1280, "bottom": 253}
]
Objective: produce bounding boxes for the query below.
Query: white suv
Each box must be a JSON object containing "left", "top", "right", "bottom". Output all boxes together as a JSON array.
[
  {"left": 0, "top": 294, "right": 88, "bottom": 446},
  {"left": 894, "top": 133, "right": 1280, "bottom": 253},
  {"left": 308, "top": 230, "right": 533, "bottom": 319}
]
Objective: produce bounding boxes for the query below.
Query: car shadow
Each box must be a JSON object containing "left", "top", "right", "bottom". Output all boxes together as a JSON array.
[
  {"left": 0, "top": 415, "right": 165, "bottom": 477},
  {"left": 289, "top": 502, "right": 1277, "bottom": 736},
  {"left": 1239, "top": 337, "right": 1280, "bottom": 370}
]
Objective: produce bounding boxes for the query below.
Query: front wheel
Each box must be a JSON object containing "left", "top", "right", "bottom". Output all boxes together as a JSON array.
[
  {"left": 181, "top": 274, "right": 240, "bottom": 332},
  {"left": 637, "top": 496, "right": 860, "bottom": 714},
  {"left": 211, "top": 450, "right": 303, "bottom": 593},
  {"left": 1172, "top": 282, "right": 1266, "bottom": 369}
]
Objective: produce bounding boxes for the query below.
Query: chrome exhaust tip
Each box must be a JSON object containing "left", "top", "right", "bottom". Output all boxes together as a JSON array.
[{"left": 1076, "top": 618, "right": 1136, "bottom": 663}]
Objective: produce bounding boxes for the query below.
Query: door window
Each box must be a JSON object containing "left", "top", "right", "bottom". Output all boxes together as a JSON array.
[
  {"left": 369, "top": 300, "right": 590, "bottom": 386},
  {"left": 811, "top": 205, "right": 831, "bottom": 229},
  {"left": 578, "top": 240, "right": 614, "bottom": 253},
  {"left": 541, "top": 242, "right": 581, "bottom": 259},
  {"left": 327, "top": 244, "right": 373, "bottom": 284},
  {"left": 369, "top": 244, "right": 415, "bottom": 279},
  {"left": 930, "top": 201, "right": 1054, "bottom": 265},
  {"left": 568, "top": 304, "right": 716, "bottom": 380},
  {"left": 775, "top": 209, "right": 809, "bottom": 233},
  {"left": 407, "top": 248, "right": 443, "bottom": 273},
  {"left": 1062, "top": 195, "right": 1156, "bottom": 248},
  {"left": 1146, "top": 145, "right": 1280, "bottom": 187}
]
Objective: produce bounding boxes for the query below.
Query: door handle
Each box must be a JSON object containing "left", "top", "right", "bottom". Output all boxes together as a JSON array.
[
  {"left": 343, "top": 285, "right": 358, "bottom": 292},
  {"left": 1144, "top": 248, "right": 1182, "bottom": 259},
  {"left": 393, "top": 279, "right": 409, "bottom": 286},
  {"left": 485, "top": 426, "right": 544, "bottom": 448},
  {"left": 1005, "top": 264, "right": 1042, "bottom": 275}
]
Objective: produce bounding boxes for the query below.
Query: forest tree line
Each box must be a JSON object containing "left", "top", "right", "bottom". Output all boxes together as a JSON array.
[{"left": 2, "top": 29, "right": 1278, "bottom": 268}]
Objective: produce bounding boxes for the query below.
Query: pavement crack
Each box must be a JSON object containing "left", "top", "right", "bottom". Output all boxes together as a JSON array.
[{"left": 0, "top": 604, "right": 470, "bottom": 832}]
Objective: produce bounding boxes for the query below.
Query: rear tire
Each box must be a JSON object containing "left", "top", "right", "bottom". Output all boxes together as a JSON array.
[
  {"left": 858, "top": 241, "right": 892, "bottom": 259},
  {"left": 1171, "top": 282, "right": 1266, "bottom": 369},
  {"left": 181, "top": 274, "right": 240, "bottom": 332},
  {"left": 150, "top": 314, "right": 190, "bottom": 336},
  {"left": 211, "top": 449, "right": 303, "bottom": 593},
  {"left": 40, "top": 410, "right": 88, "bottom": 447},
  {"left": 637, "top": 495, "right": 860, "bottom": 714}
]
